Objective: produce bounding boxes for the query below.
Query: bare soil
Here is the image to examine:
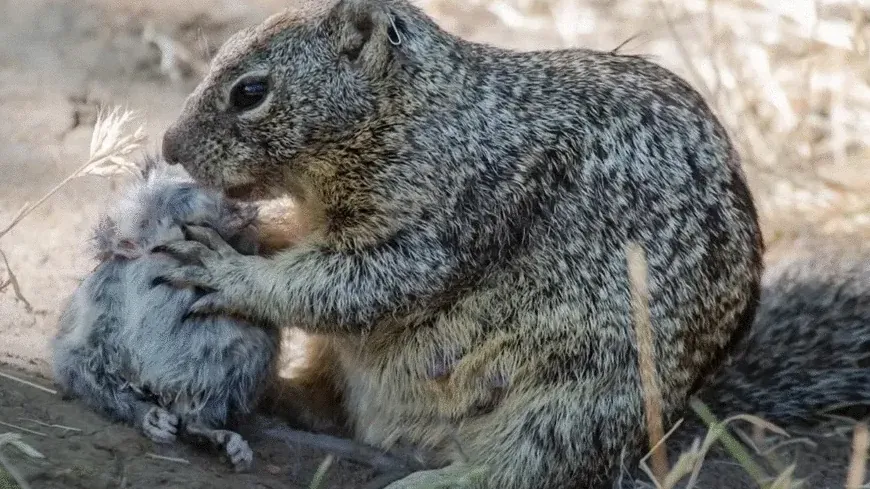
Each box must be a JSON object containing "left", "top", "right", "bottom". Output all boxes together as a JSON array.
[
  {"left": 0, "top": 367, "right": 381, "bottom": 489},
  {"left": 0, "top": 1, "right": 866, "bottom": 488}
]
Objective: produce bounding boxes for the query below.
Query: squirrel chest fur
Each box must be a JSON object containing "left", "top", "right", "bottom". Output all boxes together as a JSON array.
[{"left": 156, "top": 0, "right": 763, "bottom": 487}]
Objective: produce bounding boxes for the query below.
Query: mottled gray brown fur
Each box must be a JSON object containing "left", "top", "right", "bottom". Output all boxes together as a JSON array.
[
  {"left": 50, "top": 157, "right": 279, "bottom": 471},
  {"left": 154, "top": 0, "right": 765, "bottom": 487}
]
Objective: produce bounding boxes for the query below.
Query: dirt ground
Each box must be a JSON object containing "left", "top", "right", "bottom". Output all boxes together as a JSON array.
[
  {"left": 0, "top": 1, "right": 868, "bottom": 488},
  {"left": 0, "top": 366, "right": 391, "bottom": 489}
]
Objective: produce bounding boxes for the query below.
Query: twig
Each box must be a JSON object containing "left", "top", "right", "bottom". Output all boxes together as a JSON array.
[
  {"left": 0, "top": 371, "right": 58, "bottom": 395},
  {"left": 145, "top": 453, "right": 190, "bottom": 465},
  {"left": 17, "top": 418, "right": 81, "bottom": 433},
  {"left": 0, "top": 422, "right": 47, "bottom": 438},
  {"left": 0, "top": 249, "right": 31, "bottom": 311}
]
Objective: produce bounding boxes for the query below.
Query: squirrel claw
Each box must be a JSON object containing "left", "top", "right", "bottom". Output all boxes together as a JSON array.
[
  {"left": 153, "top": 265, "right": 215, "bottom": 291},
  {"left": 151, "top": 240, "right": 213, "bottom": 265},
  {"left": 184, "top": 292, "right": 243, "bottom": 321},
  {"left": 182, "top": 225, "right": 240, "bottom": 258}
]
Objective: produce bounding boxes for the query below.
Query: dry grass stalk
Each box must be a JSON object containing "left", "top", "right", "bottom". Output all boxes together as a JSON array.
[
  {"left": 0, "top": 432, "right": 45, "bottom": 489},
  {"left": 145, "top": 453, "right": 191, "bottom": 465},
  {"left": 0, "top": 249, "right": 30, "bottom": 312},
  {"left": 17, "top": 419, "right": 81, "bottom": 433},
  {"left": 626, "top": 242, "right": 669, "bottom": 483},
  {"left": 845, "top": 421, "right": 868, "bottom": 489},
  {"left": 308, "top": 454, "right": 335, "bottom": 489},
  {"left": 0, "top": 106, "right": 146, "bottom": 307},
  {"left": 0, "top": 422, "right": 46, "bottom": 439},
  {"left": 0, "top": 372, "right": 57, "bottom": 396}
]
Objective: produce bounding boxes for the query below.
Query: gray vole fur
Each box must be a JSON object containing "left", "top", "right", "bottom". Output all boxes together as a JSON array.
[
  {"left": 50, "top": 156, "right": 279, "bottom": 471},
  {"left": 155, "top": 1, "right": 763, "bottom": 487}
]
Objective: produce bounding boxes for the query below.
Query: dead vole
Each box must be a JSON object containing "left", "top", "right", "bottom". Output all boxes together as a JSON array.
[{"left": 51, "top": 155, "right": 279, "bottom": 471}]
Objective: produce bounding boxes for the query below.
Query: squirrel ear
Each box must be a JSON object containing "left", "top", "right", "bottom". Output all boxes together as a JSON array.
[{"left": 329, "top": 0, "right": 402, "bottom": 77}]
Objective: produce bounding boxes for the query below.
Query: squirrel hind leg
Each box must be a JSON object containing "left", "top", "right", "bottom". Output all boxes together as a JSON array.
[{"left": 382, "top": 463, "right": 489, "bottom": 489}]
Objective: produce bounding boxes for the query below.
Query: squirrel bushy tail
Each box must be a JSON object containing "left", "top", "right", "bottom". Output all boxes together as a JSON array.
[
  {"left": 694, "top": 238, "right": 870, "bottom": 427},
  {"left": 617, "top": 239, "right": 870, "bottom": 488}
]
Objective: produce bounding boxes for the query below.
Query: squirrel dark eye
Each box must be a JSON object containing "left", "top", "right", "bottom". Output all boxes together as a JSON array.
[{"left": 229, "top": 77, "right": 269, "bottom": 111}]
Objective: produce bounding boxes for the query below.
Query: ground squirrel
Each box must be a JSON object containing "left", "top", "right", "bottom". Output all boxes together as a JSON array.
[
  {"left": 51, "top": 157, "right": 276, "bottom": 471},
  {"left": 156, "top": 0, "right": 765, "bottom": 487}
]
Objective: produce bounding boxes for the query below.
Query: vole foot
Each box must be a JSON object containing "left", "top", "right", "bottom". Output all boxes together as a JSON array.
[
  {"left": 141, "top": 406, "right": 179, "bottom": 444},
  {"left": 185, "top": 424, "right": 254, "bottom": 472}
]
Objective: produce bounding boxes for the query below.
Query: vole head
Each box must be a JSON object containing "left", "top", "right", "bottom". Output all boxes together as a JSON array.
[
  {"left": 92, "top": 155, "right": 259, "bottom": 261},
  {"left": 161, "top": 0, "right": 438, "bottom": 200}
]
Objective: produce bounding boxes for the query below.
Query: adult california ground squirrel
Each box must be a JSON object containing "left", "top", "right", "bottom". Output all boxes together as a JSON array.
[
  {"left": 51, "top": 157, "right": 276, "bottom": 471},
  {"left": 155, "top": 0, "right": 766, "bottom": 487}
]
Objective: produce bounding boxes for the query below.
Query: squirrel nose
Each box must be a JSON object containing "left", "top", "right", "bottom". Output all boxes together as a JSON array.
[{"left": 162, "top": 127, "right": 184, "bottom": 166}]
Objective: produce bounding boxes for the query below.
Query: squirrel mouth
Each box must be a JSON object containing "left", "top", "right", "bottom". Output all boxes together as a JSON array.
[{"left": 225, "top": 183, "right": 258, "bottom": 201}]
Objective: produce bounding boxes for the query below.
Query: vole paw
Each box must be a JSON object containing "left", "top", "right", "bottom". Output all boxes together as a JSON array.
[{"left": 141, "top": 406, "right": 179, "bottom": 444}]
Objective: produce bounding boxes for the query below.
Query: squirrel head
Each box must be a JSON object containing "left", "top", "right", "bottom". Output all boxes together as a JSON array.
[{"left": 161, "top": 0, "right": 439, "bottom": 200}]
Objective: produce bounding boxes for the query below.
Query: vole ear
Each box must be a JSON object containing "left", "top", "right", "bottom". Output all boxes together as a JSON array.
[
  {"left": 91, "top": 216, "right": 118, "bottom": 261},
  {"left": 113, "top": 239, "right": 142, "bottom": 259},
  {"left": 328, "top": 0, "right": 404, "bottom": 77}
]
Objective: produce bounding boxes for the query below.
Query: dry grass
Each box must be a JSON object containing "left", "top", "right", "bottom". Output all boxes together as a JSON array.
[
  {"left": 145, "top": 453, "right": 191, "bottom": 465},
  {"left": 628, "top": 243, "right": 669, "bottom": 482},
  {"left": 627, "top": 243, "right": 795, "bottom": 489},
  {"left": 846, "top": 422, "right": 869, "bottom": 489},
  {"left": 0, "top": 106, "right": 147, "bottom": 307},
  {"left": 0, "top": 433, "right": 45, "bottom": 489},
  {"left": 0, "top": 372, "right": 57, "bottom": 396}
]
